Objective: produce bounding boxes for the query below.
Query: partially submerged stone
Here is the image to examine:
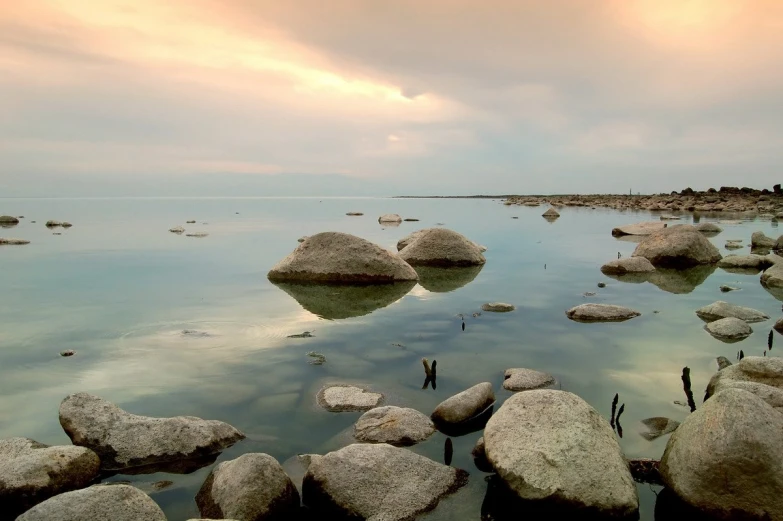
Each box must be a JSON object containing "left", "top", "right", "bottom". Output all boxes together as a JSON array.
[
  {"left": 639, "top": 417, "right": 680, "bottom": 441},
  {"left": 169, "top": 226, "right": 185, "bottom": 233},
  {"left": 397, "top": 228, "right": 486, "bottom": 252},
  {"left": 0, "top": 238, "right": 30, "bottom": 245},
  {"left": 481, "top": 302, "right": 515, "bottom": 312},
  {"left": 0, "top": 215, "right": 19, "bottom": 224},
  {"left": 695, "top": 301, "right": 769, "bottom": 323},
  {"left": 632, "top": 225, "right": 722, "bottom": 267},
  {"left": 600, "top": 257, "right": 656, "bottom": 275},
  {"left": 431, "top": 382, "right": 495, "bottom": 427},
  {"left": 705, "top": 356, "right": 783, "bottom": 411},
  {"left": 502, "top": 368, "right": 555, "bottom": 392},
  {"left": 704, "top": 317, "right": 753, "bottom": 342},
  {"left": 717, "top": 254, "right": 772, "bottom": 270},
  {"left": 611, "top": 221, "right": 666, "bottom": 237},
  {"left": 302, "top": 444, "right": 467, "bottom": 521},
  {"left": 316, "top": 385, "right": 383, "bottom": 412},
  {"left": 59, "top": 393, "right": 245, "bottom": 471},
  {"left": 354, "top": 406, "right": 435, "bottom": 446},
  {"left": 762, "top": 261, "right": 783, "bottom": 289},
  {"left": 695, "top": 222, "right": 722, "bottom": 233},
  {"left": 16, "top": 484, "right": 166, "bottom": 521},
  {"left": 752, "top": 231, "right": 776, "bottom": 248},
  {"left": 565, "top": 303, "right": 641, "bottom": 322},
  {"left": 541, "top": 207, "right": 560, "bottom": 218},
  {"left": 398, "top": 228, "right": 486, "bottom": 266},
  {"left": 268, "top": 232, "right": 418, "bottom": 283},
  {"left": 378, "top": 214, "right": 402, "bottom": 223}
]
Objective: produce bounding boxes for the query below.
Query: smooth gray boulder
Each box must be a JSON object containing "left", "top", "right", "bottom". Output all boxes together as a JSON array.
[
  {"left": 752, "top": 231, "right": 776, "bottom": 248},
  {"left": 302, "top": 443, "right": 467, "bottom": 521},
  {"left": 431, "top": 382, "right": 495, "bottom": 426},
  {"left": 316, "top": 385, "right": 383, "bottom": 412},
  {"left": 695, "top": 301, "right": 769, "bottom": 323},
  {"left": 484, "top": 390, "right": 638, "bottom": 517},
  {"left": 59, "top": 393, "right": 245, "bottom": 470},
  {"left": 695, "top": 222, "right": 722, "bottom": 233},
  {"left": 397, "top": 229, "right": 486, "bottom": 252},
  {"left": 611, "top": 221, "right": 666, "bottom": 237},
  {"left": 542, "top": 208, "right": 560, "bottom": 218},
  {"left": 16, "top": 484, "right": 166, "bottom": 521},
  {"left": 398, "top": 228, "right": 486, "bottom": 266},
  {"left": 660, "top": 388, "right": 783, "bottom": 520},
  {"left": 0, "top": 238, "right": 30, "bottom": 245},
  {"left": 0, "top": 215, "right": 19, "bottom": 224},
  {"left": 704, "top": 317, "right": 753, "bottom": 342},
  {"left": 705, "top": 356, "right": 783, "bottom": 411},
  {"left": 717, "top": 254, "right": 772, "bottom": 270},
  {"left": 195, "top": 453, "right": 300, "bottom": 521},
  {"left": 481, "top": 302, "right": 515, "bottom": 312},
  {"left": 565, "top": 303, "right": 641, "bottom": 322},
  {"left": 502, "top": 368, "right": 555, "bottom": 392},
  {"left": 600, "top": 257, "right": 656, "bottom": 275},
  {"left": 267, "top": 232, "right": 418, "bottom": 283},
  {"left": 354, "top": 406, "right": 435, "bottom": 446},
  {"left": 632, "top": 225, "right": 722, "bottom": 267},
  {"left": 0, "top": 437, "right": 100, "bottom": 516},
  {"left": 378, "top": 214, "right": 402, "bottom": 223}
]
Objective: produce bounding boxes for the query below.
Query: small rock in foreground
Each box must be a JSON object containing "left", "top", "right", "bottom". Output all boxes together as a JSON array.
[
  {"left": 704, "top": 317, "right": 753, "bottom": 342},
  {"left": 16, "top": 484, "right": 166, "bottom": 521},
  {"left": 431, "top": 382, "right": 495, "bottom": 427},
  {"left": 354, "top": 406, "right": 435, "bottom": 446},
  {"left": 503, "top": 368, "right": 555, "bottom": 392}
]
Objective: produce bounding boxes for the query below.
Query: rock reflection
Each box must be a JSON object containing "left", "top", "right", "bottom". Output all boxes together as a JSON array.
[
  {"left": 606, "top": 265, "right": 716, "bottom": 294},
  {"left": 270, "top": 281, "right": 416, "bottom": 320},
  {"left": 434, "top": 403, "right": 495, "bottom": 437},
  {"left": 102, "top": 453, "right": 219, "bottom": 476},
  {"left": 414, "top": 265, "right": 484, "bottom": 293}
]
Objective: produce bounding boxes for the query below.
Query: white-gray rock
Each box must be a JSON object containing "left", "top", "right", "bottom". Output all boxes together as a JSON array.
[
  {"left": 565, "top": 303, "right": 641, "bottom": 322},
  {"left": 762, "top": 261, "right": 783, "bottom": 289},
  {"left": 378, "top": 214, "right": 402, "bottom": 223},
  {"left": 660, "top": 388, "right": 783, "bottom": 520},
  {"left": 481, "top": 302, "right": 515, "bottom": 312},
  {"left": 316, "top": 385, "right": 383, "bottom": 412},
  {"left": 611, "top": 221, "right": 666, "bottom": 236},
  {"left": 752, "top": 231, "right": 776, "bottom": 248},
  {"left": 704, "top": 317, "right": 753, "bottom": 341},
  {"left": 542, "top": 208, "right": 560, "bottom": 218},
  {"left": 502, "top": 368, "right": 555, "bottom": 392},
  {"left": 354, "top": 406, "right": 435, "bottom": 446},
  {"left": 632, "top": 225, "right": 722, "bottom": 267},
  {"left": 600, "top": 257, "right": 656, "bottom": 275},
  {"left": 59, "top": 393, "right": 245, "bottom": 470},
  {"left": 268, "top": 232, "right": 418, "bottom": 283},
  {"left": 398, "top": 228, "right": 486, "bottom": 266},
  {"left": 0, "top": 238, "right": 30, "bottom": 245},
  {"left": 16, "top": 484, "right": 166, "bottom": 521},
  {"left": 695, "top": 301, "right": 770, "bottom": 323},
  {"left": 705, "top": 356, "right": 783, "bottom": 411},
  {"left": 483, "top": 390, "right": 638, "bottom": 517},
  {"left": 397, "top": 229, "right": 486, "bottom": 252},
  {"left": 169, "top": 226, "right": 185, "bottom": 233},
  {"left": 195, "top": 453, "right": 300, "bottom": 521},
  {"left": 302, "top": 443, "right": 468, "bottom": 521},
  {"left": 695, "top": 222, "right": 723, "bottom": 233},
  {"left": 431, "top": 382, "right": 495, "bottom": 426},
  {"left": 717, "top": 254, "right": 772, "bottom": 270},
  {"left": 0, "top": 438, "right": 100, "bottom": 517}
]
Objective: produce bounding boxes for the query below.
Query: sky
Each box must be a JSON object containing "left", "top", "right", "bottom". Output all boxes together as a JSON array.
[{"left": 1, "top": 0, "right": 782, "bottom": 196}]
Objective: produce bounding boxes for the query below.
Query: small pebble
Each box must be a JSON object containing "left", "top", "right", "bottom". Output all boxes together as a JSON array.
[
  {"left": 60, "top": 350, "right": 75, "bottom": 357},
  {"left": 597, "top": 282, "right": 606, "bottom": 288}
]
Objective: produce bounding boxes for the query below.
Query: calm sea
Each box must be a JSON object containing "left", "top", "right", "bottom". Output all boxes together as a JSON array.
[{"left": 0, "top": 197, "right": 780, "bottom": 520}]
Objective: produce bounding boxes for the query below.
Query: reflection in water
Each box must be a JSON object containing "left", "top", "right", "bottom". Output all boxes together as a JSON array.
[
  {"left": 103, "top": 454, "right": 219, "bottom": 476},
  {"left": 681, "top": 367, "right": 696, "bottom": 412},
  {"left": 414, "top": 265, "right": 484, "bottom": 293},
  {"left": 606, "top": 265, "right": 716, "bottom": 294},
  {"left": 542, "top": 216, "right": 559, "bottom": 224},
  {"left": 613, "top": 234, "right": 645, "bottom": 244},
  {"left": 444, "top": 438, "right": 453, "bottom": 466},
  {"left": 270, "top": 281, "right": 416, "bottom": 320}
]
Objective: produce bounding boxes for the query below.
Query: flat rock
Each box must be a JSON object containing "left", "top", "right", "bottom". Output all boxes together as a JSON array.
[
  {"left": 186, "top": 232, "right": 209, "bottom": 238},
  {"left": 378, "top": 214, "right": 402, "bottom": 223},
  {"left": 632, "top": 225, "right": 722, "bottom": 267},
  {"left": 502, "top": 368, "right": 555, "bottom": 392},
  {"left": 725, "top": 242, "right": 744, "bottom": 250},
  {"left": 695, "top": 301, "right": 769, "bottom": 323},
  {"left": 752, "top": 231, "right": 776, "bottom": 248},
  {"left": 600, "top": 257, "right": 656, "bottom": 275},
  {"left": 0, "top": 437, "right": 100, "bottom": 517},
  {"left": 717, "top": 254, "right": 772, "bottom": 270},
  {"left": 0, "top": 238, "right": 30, "bottom": 245},
  {"left": 481, "top": 302, "right": 515, "bottom": 312},
  {"left": 302, "top": 443, "right": 468, "bottom": 521},
  {"left": 16, "top": 484, "right": 166, "bottom": 521},
  {"left": 59, "top": 393, "right": 245, "bottom": 470},
  {"left": 169, "top": 226, "right": 185, "bottom": 233},
  {"left": 268, "top": 232, "right": 418, "bottom": 283},
  {"left": 639, "top": 417, "right": 680, "bottom": 441},
  {"left": 0, "top": 215, "right": 19, "bottom": 224},
  {"left": 431, "top": 382, "right": 495, "bottom": 426},
  {"left": 346, "top": 212, "right": 363, "bottom": 216},
  {"left": 542, "top": 208, "right": 560, "bottom": 218},
  {"left": 611, "top": 221, "right": 666, "bottom": 237},
  {"left": 484, "top": 390, "right": 638, "bottom": 517},
  {"left": 705, "top": 356, "right": 783, "bottom": 411},
  {"left": 660, "top": 388, "right": 783, "bottom": 520},
  {"left": 354, "top": 406, "right": 435, "bottom": 446},
  {"left": 397, "top": 228, "right": 486, "bottom": 252},
  {"left": 398, "top": 228, "right": 486, "bottom": 266},
  {"left": 317, "top": 385, "right": 383, "bottom": 412},
  {"left": 695, "top": 222, "right": 722, "bottom": 233},
  {"left": 195, "top": 453, "right": 300, "bottom": 521},
  {"left": 704, "top": 317, "right": 753, "bottom": 341},
  {"left": 565, "top": 303, "right": 641, "bottom": 322}
]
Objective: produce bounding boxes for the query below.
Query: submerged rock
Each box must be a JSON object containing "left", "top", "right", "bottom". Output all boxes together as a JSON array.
[
  {"left": 195, "top": 453, "right": 300, "bottom": 521},
  {"left": 632, "top": 225, "right": 722, "bottom": 267},
  {"left": 660, "top": 388, "right": 783, "bottom": 520},
  {"left": 695, "top": 222, "right": 722, "bottom": 233},
  {"left": 59, "top": 393, "right": 245, "bottom": 470},
  {"left": 472, "top": 436, "right": 494, "bottom": 472},
  {"left": 0, "top": 437, "right": 100, "bottom": 517},
  {"left": 316, "top": 385, "right": 383, "bottom": 412},
  {"left": 484, "top": 390, "right": 638, "bottom": 517},
  {"left": 565, "top": 303, "right": 641, "bottom": 322},
  {"left": 639, "top": 417, "right": 680, "bottom": 441},
  {"left": 717, "top": 254, "right": 772, "bottom": 270},
  {"left": 481, "top": 302, "right": 515, "bottom": 312},
  {"left": 541, "top": 208, "right": 560, "bottom": 218},
  {"left": 268, "top": 232, "right": 418, "bottom": 283},
  {"left": 646, "top": 265, "right": 716, "bottom": 294},
  {"left": 169, "top": 226, "right": 185, "bottom": 233},
  {"left": 398, "top": 228, "right": 486, "bottom": 266},
  {"left": 0, "top": 215, "right": 19, "bottom": 224},
  {"left": 600, "top": 257, "right": 656, "bottom": 275},
  {"left": 302, "top": 443, "right": 468, "bottom": 521},
  {"left": 378, "top": 214, "right": 403, "bottom": 223},
  {"left": 431, "top": 382, "right": 495, "bottom": 427},
  {"left": 502, "top": 368, "right": 555, "bottom": 392},
  {"left": 704, "top": 317, "right": 753, "bottom": 342},
  {"left": 695, "top": 301, "right": 769, "bottom": 323},
  {"left": 611, "top": 221, "right": 666, "bottom": 237},
  {"left": 354, "top": 406, "right": 435, "bottom": 446},
  {"left": 16, "top": 484, "right": 166, "bottom": 521}
]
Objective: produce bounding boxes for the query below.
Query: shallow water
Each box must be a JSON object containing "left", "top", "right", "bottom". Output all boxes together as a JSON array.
[{"left": 0, "top": 197, "right": 780, "bottom": 520}]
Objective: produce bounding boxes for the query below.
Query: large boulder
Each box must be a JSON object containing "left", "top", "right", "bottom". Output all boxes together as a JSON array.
[
  {"left": 397, "top": 229, "right": 487, "bottom": 252},
  {"left": 302, "top": 444, "right": 468, "bottom": 520},
  {"left": 632, "top": 225, "right": 722, "bottom": 267},
  {"left": 195, "top": 453, "right": 300, "bottom": 521},
  {"left": 267, "top": 232, "right": 418, "bottom": 283},
  {"left": 483, "top": 390, "right": 638, "bottom": 517},
  {"left": 16, "top": 484, "right": 166, "bottom": 521},
  {"left": 398, "top": 228, "right": 486, "bottom": 266},
  {"left": 704, "top": 317, "right": 753, "bottom": 342},
  {"left": 59, "top": 393, "right": 245, "bottom": 471},
  {"left": 611, "top": 221, "right": 666, "bottom": 236},
  {"left": 695, "top": 301, "right": 770, "bottom": 323},
  {"left": 502, "top": 368, "right": 555, "bottom": 392},
  {"left": 431, "top": 382, "right": 495, "bottom": 426},
  {"left": 717, "top": 254, "right": 773, "bottom": 270},
  {"left": 600, "top": 257, "right": 656, "bottom": 275},
  {"left": 660, "top": 388, "right": 783, "bottom": 520},
  {"left": 752, "top": 231, "right": 776, "bottom": 249},
  {"left": 565, "top": 303, "right": 641, "bottom": 322},
  {"left": 0, "top": 438, "right": 100, "bottom": 517},
  {"left": 705, "top": 356, "right": 783, "bottom": 411},
  {"left": 354, "top": 406, "right": 435, "bottom": 446}
]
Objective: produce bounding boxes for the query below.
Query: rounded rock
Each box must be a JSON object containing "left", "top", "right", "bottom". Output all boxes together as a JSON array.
[
  {"left": 16, "top": 484, "right": 166, "bottom": 521},
  {"left": 565, "top": 303, "right": 641, "bottom": 323},
  {"left": 695, "top": 301, "right": 769, "bottom": 323},
  {"left": 502, "top": 368, "right": 556, "bottom": 392},
  {"left": 704, "top": 317, "right": 753, "bottom": 341},
  {"left": 378, "top": 214, "right": 402, "bottom": 223},
  {"left": 398, "top": 228, "right": 486, "bottom": 267},
  {"left": 600, "top": 257, "right": 656, "bottom": 275},
  {"left": 431, "top": 382, "right": 495, "bottom": 426},
  {"left": 632, "top": 225, "right": 722, "bottom": 267},
  {"left": 481, "top": 302, "right": 515, "bottom": 312},
  {"left": 354, "top": 406, "right": 435, "bottom": 446}
]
